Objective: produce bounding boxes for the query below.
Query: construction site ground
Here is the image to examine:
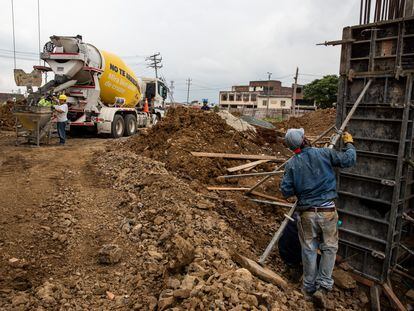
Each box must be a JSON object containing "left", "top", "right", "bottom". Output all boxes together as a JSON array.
[{"left": 0, "top": 109, "right": 378, "bottom": 310}]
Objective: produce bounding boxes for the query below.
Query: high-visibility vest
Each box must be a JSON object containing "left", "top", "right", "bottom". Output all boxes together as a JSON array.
[{"left": 38, "top": 98, "right": 53, "bottom": 107}]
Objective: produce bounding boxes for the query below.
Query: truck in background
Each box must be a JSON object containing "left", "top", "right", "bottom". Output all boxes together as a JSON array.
[{"left": 14, "top": 35, "right": 168, "bottom": 138}]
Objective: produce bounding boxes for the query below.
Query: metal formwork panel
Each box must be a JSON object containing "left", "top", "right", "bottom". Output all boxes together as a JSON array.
[{"left": 336, "top": 17, "right": 414, "bottom": 282}]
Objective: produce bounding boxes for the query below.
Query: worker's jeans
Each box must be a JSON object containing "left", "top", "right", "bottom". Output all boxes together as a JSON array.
[
  {"left": 297, "top": 210, "right": 338, "bottom": 293},
  {"left": 57, "top": 122, "right": 67, "bottom": 145}
]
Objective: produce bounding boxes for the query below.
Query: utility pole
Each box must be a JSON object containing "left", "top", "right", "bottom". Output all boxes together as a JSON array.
[
  {"left": 11, "top": 0, "right": 16, "bottom": 69},
  {"left": 146, "top": 52, "right": 163, "bottom": 78},
  {"left": 37, "top": 0, "right": 41, "bottom": 65},
  {"left": 292, "top": 67, "right": 299, "bottom": 116},
  {"left": 169, "top": 80, "right": 175, "bottom": 106},
  {"left": 266, "top": 72, "right": 272, "bottom": 118},
  {"left": 186, "top": 78, "right": 192, "bottom": 104}
]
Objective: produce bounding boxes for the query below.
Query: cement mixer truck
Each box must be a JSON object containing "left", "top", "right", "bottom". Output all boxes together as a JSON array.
[{"left": 14, "top": 35, "right": 167, "bottom": 138}]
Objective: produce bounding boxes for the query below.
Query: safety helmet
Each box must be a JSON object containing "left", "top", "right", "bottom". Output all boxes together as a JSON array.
[
  {"left": 59, "top": 94, "right": 67, "bottom": 101},
  {"left": 285, "top": 128, "right": 305, "bottom": 150}
]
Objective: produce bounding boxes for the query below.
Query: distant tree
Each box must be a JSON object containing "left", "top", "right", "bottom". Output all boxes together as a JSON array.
[{"left": 303, "top": 75, "right": 339, "bottom": 109}]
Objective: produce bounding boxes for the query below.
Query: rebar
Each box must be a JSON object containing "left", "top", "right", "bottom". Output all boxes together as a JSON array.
[{"left": 360, "top": 0, "right": 407, "bottom": 23}]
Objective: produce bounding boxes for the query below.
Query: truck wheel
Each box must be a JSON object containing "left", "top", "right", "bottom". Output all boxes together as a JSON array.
[
  {"left": 111, "top": 114, "right": 125, "bottom": 138},
  {"left": 124, "top": 114, "right": 137, "bottom": 136}
]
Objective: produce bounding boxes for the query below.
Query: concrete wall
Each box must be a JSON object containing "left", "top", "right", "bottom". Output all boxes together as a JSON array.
[{"left": 257, "top": 96, "right": 292, "bottom": 109}]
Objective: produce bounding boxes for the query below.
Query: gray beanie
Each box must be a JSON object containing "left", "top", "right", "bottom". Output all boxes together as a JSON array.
[{"left": 285, "top": 128, "right": 305, "bottom": 150}]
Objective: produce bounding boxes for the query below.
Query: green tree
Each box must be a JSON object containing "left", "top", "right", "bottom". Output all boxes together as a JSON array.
[{"left": 303, "top": 75, "right": 339, "bottom": 109}]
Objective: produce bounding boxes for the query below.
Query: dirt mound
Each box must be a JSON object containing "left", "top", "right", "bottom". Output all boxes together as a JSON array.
[
  {"left": 275, "top": 108, "right": 336, "bottom": 136},
  {"left": 0, "top": 101, "right": 16, "bottom": 131},
  {"left": 124, "top": 107, "right": 289, "bottom": 184},
  {"left": 90, "top": 150, "right": 309, "bottom": 310}
]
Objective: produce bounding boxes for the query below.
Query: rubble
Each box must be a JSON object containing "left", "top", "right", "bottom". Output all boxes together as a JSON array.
[
  {"left": 218, "top": 110, "right": 257, "bottom": 132},
  {"left": 332, "top": 269, "right": 357, "bottom": 289},
  {"left": 123, "top": 107, "right": 290, "bottom": 184},
  {"left": 0, "top": 101, "right": 16, "bottom": 131},
  {"left": 92, "top": 150, "right": 312, "bottom": 309},
  {"left": 275, "top": 108, "right": 336, "bottom": 136},
  {"left": 0, "top": 107, "right": 370, "bottom": 310},
  {"left": 98, "top": 244, "right": 123, "bottom": 264}
]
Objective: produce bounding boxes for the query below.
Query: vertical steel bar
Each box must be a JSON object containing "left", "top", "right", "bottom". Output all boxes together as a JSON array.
[
  {"left": 361, "top": 0, "right": 364, "bottom": 24},
  {"left": 379, "top": 0, "right": 383, "bottom": 21},
  {"left": 382, "top": 74, "right": 413, "bottom": 281},
  {"left": 400, "top": 0, "right": 406, "bottom": 17},
  {"left": 368, "top": 0, "right": 372, "bottom": 23}
]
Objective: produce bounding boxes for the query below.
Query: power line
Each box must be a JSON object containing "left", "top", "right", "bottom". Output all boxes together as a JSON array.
[
  {"left": 0, "top": 48, "right": 39, "bottom": 56},
  {"left": 122, "top": 54, "right": 149, "bottom": 59},
  {"left": 0, "top": 53, "right": 38, "bottom": 61}
]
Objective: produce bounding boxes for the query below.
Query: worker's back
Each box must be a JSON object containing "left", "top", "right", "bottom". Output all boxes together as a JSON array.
[{"left": 281, "top": 145, "right": 356, "bottom": 209}]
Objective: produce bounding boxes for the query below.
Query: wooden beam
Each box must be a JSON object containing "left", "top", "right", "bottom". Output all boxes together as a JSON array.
[
  {"left": 370, "top": 285, "right": 381, "bottom": 311},
  {"left": 191, "top": 152, "right": 284, "bottom": 161},
  {"left": 232, "top": 253, "right": 288, "bottom": 289},
  {"left": 382, "top": 283, "right": 407, "bottom": 311},
  {"left": 250, "top": 191, "right": 288, "bottom": 203},
  {"left": 207, "top": 187, "right": 249, "bottom": 191},
  {"left": 227, "top": 160, "right": 270, "bottom": 173},
  {"left": 347, "top": 271, "right": 375, "bottom": 287}
]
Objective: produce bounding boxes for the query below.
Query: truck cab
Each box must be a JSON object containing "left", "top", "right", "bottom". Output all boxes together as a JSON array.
[{"left": 141, "top": 78, "right": 168, "bottom": 108}]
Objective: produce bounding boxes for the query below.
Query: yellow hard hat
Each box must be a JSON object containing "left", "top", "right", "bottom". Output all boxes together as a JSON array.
[{"left": 59, "top": 94, "right": 67, "bottom": 101}]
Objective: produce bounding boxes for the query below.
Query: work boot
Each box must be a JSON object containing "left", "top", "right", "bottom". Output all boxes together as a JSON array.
[
  {"left": 312, "top": 287, "right": 328, "bottom": 309},
  {"left": 301, "top": 289, "right": 315, "bottom": 302}
]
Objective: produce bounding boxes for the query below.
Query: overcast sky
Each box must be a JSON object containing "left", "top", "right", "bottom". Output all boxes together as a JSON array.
[{"left": 0, "top": 0, "right": 360, "bottom": 102}]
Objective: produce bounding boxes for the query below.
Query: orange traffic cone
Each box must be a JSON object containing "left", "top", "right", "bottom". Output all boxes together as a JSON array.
[{"left": 143, "top": 98, "right": 149, "bottom": 113}]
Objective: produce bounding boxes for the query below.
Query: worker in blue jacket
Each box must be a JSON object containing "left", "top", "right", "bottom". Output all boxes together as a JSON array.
[{"left": 280, "top": 128, "right": 356, "bottom": 308}]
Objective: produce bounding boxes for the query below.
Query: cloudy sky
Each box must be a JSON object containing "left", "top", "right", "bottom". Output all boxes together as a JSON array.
[{"left": 0, "top": 0, "right": 360, "bottom": 102}]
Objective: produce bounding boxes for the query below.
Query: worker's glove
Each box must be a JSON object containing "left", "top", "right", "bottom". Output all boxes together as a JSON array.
[{"left": 342, "top": 131, "right": 353, "bottom": 144}]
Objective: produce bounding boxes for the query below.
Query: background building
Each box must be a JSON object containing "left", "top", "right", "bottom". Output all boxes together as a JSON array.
[{"left": 219, "top": 80, "right": 303, "bottom": 110}]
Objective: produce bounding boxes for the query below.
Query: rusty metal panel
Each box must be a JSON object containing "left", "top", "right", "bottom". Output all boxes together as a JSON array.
[{"left": 337, "top": 17, "right": 414, "bottom": 282}]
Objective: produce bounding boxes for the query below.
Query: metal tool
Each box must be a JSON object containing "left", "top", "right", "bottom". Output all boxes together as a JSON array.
[{"left": 257, "top": 79, "right": 373, "bottom": 265}]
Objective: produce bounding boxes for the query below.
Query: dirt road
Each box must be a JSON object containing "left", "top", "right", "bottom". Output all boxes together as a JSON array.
[{"left": 0, "top": 132, "right": 136, "bottom": 309}]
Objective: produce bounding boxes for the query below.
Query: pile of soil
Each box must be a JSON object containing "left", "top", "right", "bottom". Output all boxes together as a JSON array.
[
  {"left": 275, "top": 108, "right": 336, "bottom": 136},
  {"left": 125, "top": 107, "right": 290, "bottom": 184},
  {"left": 0, "top": 101, "right": 16, "bottom": 131},
  {"left": 91, "top": 151, "right": 311, "bottom": 310}
]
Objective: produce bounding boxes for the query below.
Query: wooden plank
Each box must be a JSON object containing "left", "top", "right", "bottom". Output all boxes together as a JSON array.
[
  {"left": 347, "top": 271, "right": 375, "bottom": 287},
  {"left": 370, "top": 285, "right": 381, "bottom": 311},
  {"left": 227, "top": 160, "right": 269, "bottom": 173},
  {"left": 244, "top": 160, "right": 269, "bottom": 171},
  {"left": 191, "top": 152, "right": 283, "bottom": 161},
  {"left": 382, "top": 283, "right": 407, "bottom": 311},
  {"left": 207, "top": 187, "right": 249, "bottom": 191},
  {"left": 250, "top": 191, "right": 288, "bottom": 203},
  {"left": 232, "top": 253, "right": 287, "bottom": 289}
]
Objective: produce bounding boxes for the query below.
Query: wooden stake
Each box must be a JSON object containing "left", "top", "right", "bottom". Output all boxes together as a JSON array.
[
  {"left": 227, "top": 160, "right": 270, "bottom": 173},
  {"left": 191, "top": 152, "right": 283, "bottom": 161},
  {"left": 207, "top": 187, "right": 249, "bottom": 191},
  {"left": 382, "top": 283, "right": 407, "bottom": 311}
]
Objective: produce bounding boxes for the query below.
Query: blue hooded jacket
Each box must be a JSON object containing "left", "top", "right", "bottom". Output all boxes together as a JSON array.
[{"left": 280, "top": 144, "right": 356, "bottom": 209}]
